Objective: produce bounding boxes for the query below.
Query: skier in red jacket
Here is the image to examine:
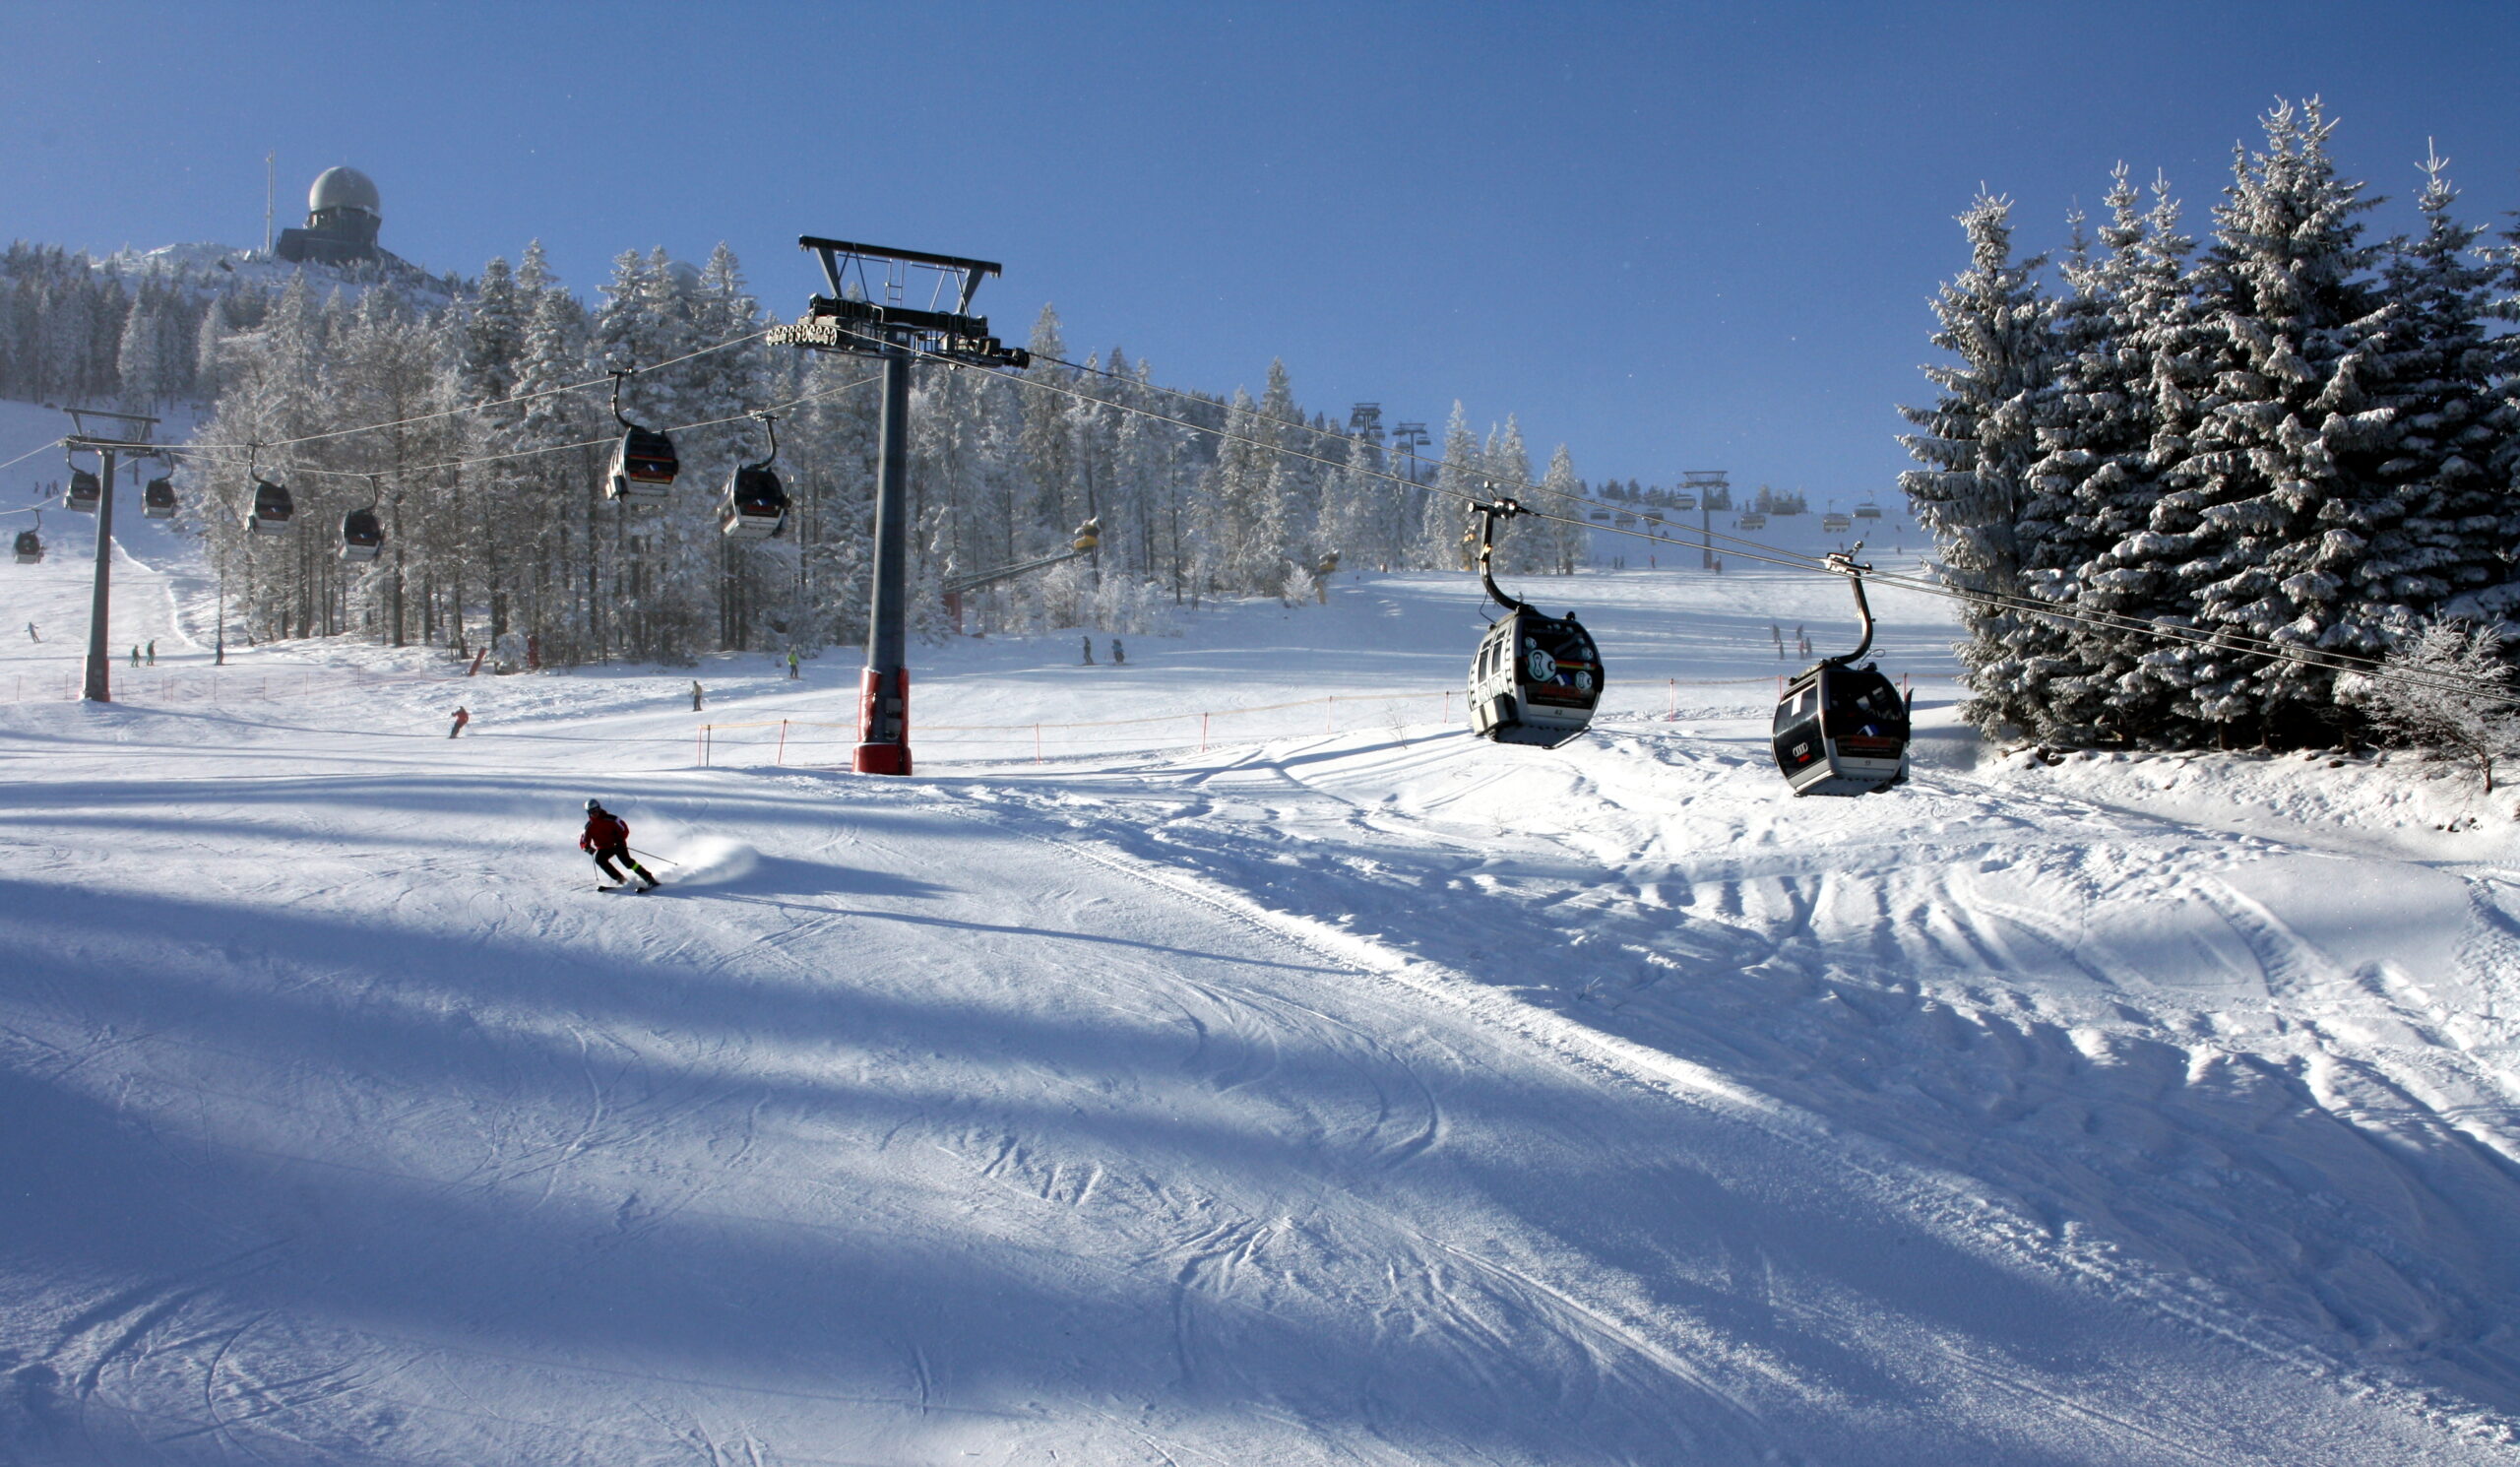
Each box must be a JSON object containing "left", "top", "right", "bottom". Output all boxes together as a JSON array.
[{"left": 580, "top": 799, "right": 660, "bottom": 891}]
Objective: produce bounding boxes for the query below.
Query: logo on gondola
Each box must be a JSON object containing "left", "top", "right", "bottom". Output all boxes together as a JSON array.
[{"left": 1526, "top": 648, "right": 1556, "bottom": 682}]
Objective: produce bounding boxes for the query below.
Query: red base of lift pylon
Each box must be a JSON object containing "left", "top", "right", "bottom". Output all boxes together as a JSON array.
[{"left": 852, "top": 667, "right": 912, "bottom": 776}]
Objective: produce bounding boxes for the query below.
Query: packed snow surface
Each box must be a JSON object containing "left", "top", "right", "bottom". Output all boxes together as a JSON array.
[{"left": 5, "top": 414, "right": 2520, "bottom": 1464}]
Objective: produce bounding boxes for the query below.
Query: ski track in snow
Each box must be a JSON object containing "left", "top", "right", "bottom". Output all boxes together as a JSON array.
[{"left": 3, "top": 427, "right": 2519, "bottom": 1463}]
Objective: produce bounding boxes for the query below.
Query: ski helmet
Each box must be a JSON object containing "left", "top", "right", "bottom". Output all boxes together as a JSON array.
[{"left": 585, "top": 798, "right": 603, "bottom": 813}]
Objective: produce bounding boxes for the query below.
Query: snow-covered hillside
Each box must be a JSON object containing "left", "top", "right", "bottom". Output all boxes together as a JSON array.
[{"left": 4, "top": 457, "right": 2519, "bottom": 1465}]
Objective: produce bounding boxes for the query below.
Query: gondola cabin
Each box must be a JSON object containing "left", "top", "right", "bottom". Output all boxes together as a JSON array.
[
  {"left": 13, "top": 530, "right": 40, "bottom": 563},
  {"left": 1588, "top": 507, "right": 1611, "bottom": 522},
  {"left": 1772, "top": 663, "right": 1909, "bottom": 797},
  {"left": 1854, "top": 500, "right": 1883, "bottom": 520},
  {"left": 1822, "top": 511, "right": 1853, "bottom": 533},
  {"left": 1737, "top": 511, "right": 1768, "bottom": 531},
  {"left": 247, "top": 478, "right": 294, "bottom": 535},
  {"left": 1670, "top": 492, "right": 1696, "bottom": 511},
  {"left": 66, "top": 469, "right": 100, "bottom": 514},
  {"left": 340, "top": 507, "right": 383, "bottom": 561},
  {"left": 718, "top": 464, "right": 788, "bottom": 540},
  {"left": 1469, "top": 608, "right": 1604, "bottom": 749},
  {"left": 142, "top": 477, "right": 177, "bottom": 518},
  {"left": 607, "top": 426, "right": 677, "bottom": 504}
]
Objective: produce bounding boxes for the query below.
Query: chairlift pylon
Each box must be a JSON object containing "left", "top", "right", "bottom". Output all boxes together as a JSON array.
[
  {"left": 1771, "top": 542, "right": 1910, "bottom": 797},
  {"left": 1464, "top": 498, "right": 1604, "bottom": 749},
  {"left": 718, "top": 412, "right": 788, "bottom": 540},
  {"left": 606, "top": 369, "right": 678, "bottom": 505}
]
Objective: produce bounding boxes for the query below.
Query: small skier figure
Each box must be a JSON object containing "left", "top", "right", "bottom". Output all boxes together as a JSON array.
[
  {"left": 25, "top": 623, "right": 37, "bottom": 642},
  {"left": 580, "top": 799, "right": 659, "bottom": 892},
  {"left": 129, "top": 645, "right": 141, "bottom": 667},
  {"left": 448, "top": 706, "right": 470, "bottom": 738},
  {"left": 1109, "top": 637, "right": 1125, "bottom": 667},
  {"left": 691, "top": 680, "right": 705, "bottom": 712},
  {"left": 146, "top": 640, "right": 156, "bottom": 666},
  {"left": 787, "top": 649, "right": 800, "bottom": 679},
  {"left": 1080, "top": 635, "right": 1094, "bottom": 666}
]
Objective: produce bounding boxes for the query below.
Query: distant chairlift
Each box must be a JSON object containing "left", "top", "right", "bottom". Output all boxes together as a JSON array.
[
  {"left": 1822, "top": 511, "right": 1853, "bottom": 533},
  {"left": 1670, "top": 492, "right": 1696, "bottom": 512},
  {"left": 1465, "top": 498, "right": 1604, "bottom": 749},
  {"left": 1854, "top": 499, "right": 1884, "bottom": 520},
  {"left": 1737, "top": 511, "right": 1768, "bottom": 531},
  {"left": 1771, "top": 544, "right": 1910, "bottom": 797},
  {"left": 718, "top": 413, "right": 789, "bottom": 541},
  {"left": 605, "top": 369, "right": 679, "bottom": 505}
]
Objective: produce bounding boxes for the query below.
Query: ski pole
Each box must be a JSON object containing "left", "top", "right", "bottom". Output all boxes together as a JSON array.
[{"left": 628, "top": 845, "right": 682, "bottom": 866}]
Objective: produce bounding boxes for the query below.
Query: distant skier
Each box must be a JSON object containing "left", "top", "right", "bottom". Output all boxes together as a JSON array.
[
  {"left": 580, "top": 799, "right": 659, "bottom": 892},
  {"left": 1109, "top": 637, "right": 1125, "bottom": 667},
  {"left": 129, "top": 645, "right": 141, "bottom": 667},
  {"left": 787, "top": 649, "right": 800, "bottom": 679},
  {"left": 691, "top": 680, "right": 705, "bottom": 712},
  {"left": 1080, "top": 635, "right": 1094, "bottom": 666},
  {"left": 24, "top": 623, "right": 36, "bottom": 642},
  {"left": 448, "top": 705, "right": 470, "bottom": 738},
  {"left": 146, "top": 640, "right": 156, "bottom": 666}
]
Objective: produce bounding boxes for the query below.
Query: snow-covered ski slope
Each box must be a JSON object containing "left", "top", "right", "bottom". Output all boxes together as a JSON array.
[{"left": 5, "top": 431, "right": 2520, "bottom": 1463}]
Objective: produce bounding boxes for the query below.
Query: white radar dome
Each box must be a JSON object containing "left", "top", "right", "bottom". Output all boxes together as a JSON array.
[{"left": 308, "top": 166, "right": 381, "bottom": 218}]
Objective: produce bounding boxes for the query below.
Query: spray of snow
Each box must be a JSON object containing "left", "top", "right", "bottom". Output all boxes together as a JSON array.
[{"left": 665, "top": 835, "right": 758, "bottom": 886}]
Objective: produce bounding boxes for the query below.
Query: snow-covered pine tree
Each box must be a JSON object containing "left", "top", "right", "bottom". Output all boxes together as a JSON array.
[
  {"left": 1537, "top": 445, "right": 1587, "bottom": 573},
  {"left": 2363, "top": 148, "right": 2520, "bottom": 623},
  {"left": 2152, "top": 99, "right": 2395, "bottom": 743},
  {"left": 1899, "top": 192, "right": 2057, "bottom": 733}
]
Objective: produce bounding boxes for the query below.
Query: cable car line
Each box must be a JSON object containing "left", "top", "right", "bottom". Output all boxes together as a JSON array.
[{"left": 172, "top": 326, "right": 778, "bottom": 456}]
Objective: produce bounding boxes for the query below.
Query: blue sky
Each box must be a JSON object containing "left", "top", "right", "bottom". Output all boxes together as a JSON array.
[{"left": 5, "top": 1, "right": 2514, "bottom": 498}]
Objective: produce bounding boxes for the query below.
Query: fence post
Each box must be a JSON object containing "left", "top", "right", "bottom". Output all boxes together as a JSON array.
[
  {"left": 1442, "top": 689, "right": 1451, "bottom": 723},
  {"left": 1326, "top": 695, "right": 1334, "bottom": 734},
  {"left": 1035, "top": 723, "right": 1042, "bottom": 763},
  {"left": 777, "top": 719, "right": 788, "bottom": 766},
  {"left": 1200, "top": 712, "right": 1209, "bottom": 753}
]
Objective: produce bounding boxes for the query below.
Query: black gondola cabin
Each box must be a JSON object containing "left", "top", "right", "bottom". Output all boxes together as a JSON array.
[
  {"left": 142, "top": 477, "right": 177, "bottom": 518},
  {"left": 1772, "top": 663, "right": 1908, "bottom": 796},
  {"left": 341, "top": 507, "right": 384, "bottom": 561},
  {"left": 66, "top": 469, "right": 100, "bottom": 514},
  {"left": 607, "top": 426, "right": 677, "bottom": 504},
  {"left": 1470, "top": 609, "right": 1604, "bottom": 748},
  {"left": 13, "top": 530, "right": 40, "bottom": 563},
  {"left": 247, "top": 478, "right": 295, "bottom": 535},
  {"left": 719, "top": 465, "right": 788, "bottom": 540}
]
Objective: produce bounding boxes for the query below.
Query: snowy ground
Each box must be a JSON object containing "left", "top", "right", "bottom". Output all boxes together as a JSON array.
[{"left": 5, "top": 407, "right": 2520, "bottom": 1464}]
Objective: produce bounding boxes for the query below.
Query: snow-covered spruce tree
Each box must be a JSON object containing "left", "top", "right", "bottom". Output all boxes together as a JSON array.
[
  {"left": 2364, "top": 149, "right": 2520, "bottom": 624},
  {"left": 1417, "top": 404, "right": 1483, "bottom": 570},
  {"left": 2150, "top": 99, "right": 2397, "bottom": 745},
  {"left": 1899, "top": 192, "right": 2058, "bottom": 734},
  {"left": 2340, "top": 619, "right": 2520, "bottom": 792},
  {"left": 1537, "top": 445, "right": 1588, "bottom": 573}
]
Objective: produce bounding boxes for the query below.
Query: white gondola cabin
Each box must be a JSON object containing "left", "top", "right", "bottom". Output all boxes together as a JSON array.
[{"left": 66, "top": 468, "right": 100, "bottom": 514}]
